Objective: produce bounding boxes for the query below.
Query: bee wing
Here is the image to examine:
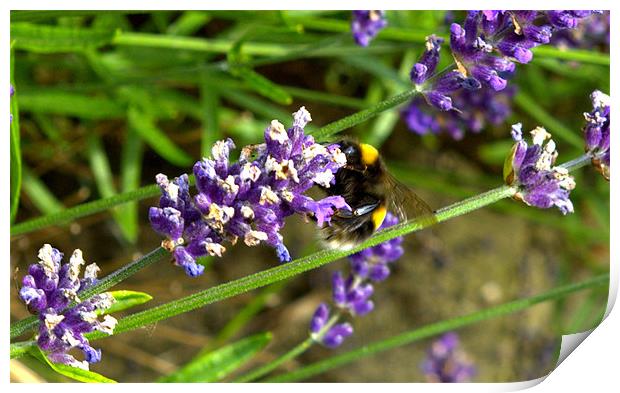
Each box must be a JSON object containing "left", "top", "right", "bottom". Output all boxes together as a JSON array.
[{"left": 384, "top": 172, "right": 438, "bottom": 228}]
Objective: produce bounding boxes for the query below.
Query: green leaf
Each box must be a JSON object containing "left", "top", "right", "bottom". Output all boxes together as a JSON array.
[
  {"left": 231, "top": 67, "right": 293, "bottom": 105},
  {"left": 104, "top": 290, "right": 153, "bottom": 314},
  {"left": 127, "top": 105, "right": 193, "bottom": 167},
  {"left": 11, "top": 22, "right": 116, "bottom": 53},
  {"left": 10, "top": 182, "right": 161, "bottom": 237},
  {"left": 10, "top": 53, "right": 21, "bottom": 223},
  {"left": 18, "top": 89, "right": 125, "bottom": 119},
  {"left": 31, "top": 347, "right": 116, "bottom": 383},
  {"left": 22, "top": 167, "right": 64, "bottom": 214},
  {"left": 200, "top": 74, "right": 221, "bottom": 157},
  {"left": 118, "top": 127, "right": 144, "bottom": 243},
  {"left": 161, "top": 332, "right": 272, "bottom": 382},
  {"left": 87, "top": 133, "right": 136, "bottom": 243}
]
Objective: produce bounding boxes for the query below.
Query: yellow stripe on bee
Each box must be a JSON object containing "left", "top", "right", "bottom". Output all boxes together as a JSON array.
[
  {"left": 359, "top": 143, "right": 379, "bottom": 166},
  {"left": 371, "top": 205, "right": 387, "bottom": 230}
]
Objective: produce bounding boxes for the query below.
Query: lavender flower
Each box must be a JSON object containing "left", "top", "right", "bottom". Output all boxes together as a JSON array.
[
  {"left": 410, "top": 35, "right": 473, "bottom": 112},
  {"left": 150, "top": 107, "right": 349, "bottom": 276},
  {"left": 18, "top": 244, "right": 117, "bottom": 370},
  {"left": 352, "top": 11, "right": 387, "bottom": 47},
  {"left": 504, "top": 123, "right": 576, "bottom": 214},
  {"left": 551, "top": 11, "right": 609, "bottom": 50},
  {"left": 402, "top": 86, "right": 515, "bottom": 140},
  {"left": 409, "top": 10, "right": 597, "bottom": 120},
  {"left": 309, "top": 213, "right": 403, "bottom": 348},
  {"left": 583, "top": 90, "right": 610, "bottom": 180},
  {"left": 421, "top": 332, "right": 476, "bottom": 382},
  {"left": 450, "top": 11, "right": 597, "bottom": 91}
]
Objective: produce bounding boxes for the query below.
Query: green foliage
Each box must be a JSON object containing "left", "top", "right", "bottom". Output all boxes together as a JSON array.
[
  {"left": 11, "top": 22, "right": 117, "bottom": 53},
  {"left": 32, "top": 347, "right": 116, "bottom": 383},
  {"left": 105, "top": 290, "right": 153, "bottom": 314},
  {"left": 160, "top": 333, "right": 272, "bottom": 382}
]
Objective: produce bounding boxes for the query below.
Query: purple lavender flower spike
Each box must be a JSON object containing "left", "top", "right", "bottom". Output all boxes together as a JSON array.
[
  {"left": 410, "top": 36, "right": 466, "bottom": 112},
  {"left": 504, "top": 124, "right": 576, "bottom": 214},
  {"left": 18, "top": 245, "right": 117, "bottom": 370},
  {"left": 322, "top": 323, "right": 354, "bottom": 348},
  {"left": 551, "top": 11, "right": 609, "bottom": 50},
  {"left": 402, "top": 86, "right": 515, "bottom": 140},
  {"left": 421, "top": 333, "right": 476, "bottom": 382},
  {"left": 309, "top": 213, "right": 404, "bottom": 348},
  {"left": 150, "top": 107, "right": 349, "bottom": 275},
  {"left": 450, "top": 11, "right": 597, "bottom": 92},
  {"left": 351, "top": 11, "right": 387, "bottom": 47},
  {"left": 583, "top": 90, "right": 610, "bottom": 180}
]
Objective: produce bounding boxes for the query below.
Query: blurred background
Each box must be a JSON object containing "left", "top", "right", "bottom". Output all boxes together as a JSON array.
[{"left": 9, "top": 10, "right": 610, "bottom": 382}]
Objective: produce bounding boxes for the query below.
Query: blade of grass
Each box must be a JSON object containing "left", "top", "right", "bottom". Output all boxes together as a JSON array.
[
  {"left": 167, "top": 11, "right": 211, "bottom": 36},
  {"left": 160, "top": 333, "right": 272, "bottom": 382},
  {"left": 514, "top": 90, "right": 584, "bottom": 149},
  {"left": 11, "top": 22, "right": 116, "bottom": 53},
  {"left": 118, "top": 127, "right": 144, "bottom": 243},
  {"left": 31, "top": 347, "right": 116, "bottom": 383},
  {"left": 17, "top": 89, "right": 125, "bottom": 119},
  {"left": 531, "top": 45, "right": 610, "bottom": 66},
  {"left": 10, "top": 52, "right": 22, "bottom": 223},
  {"left": 200, "top": 73, "right": 222, "bottom": 158},
  {"left": 10, "top": 182, "right": 160, "bottom": 237},
  {"left": 265, "top": 273, "right": 609, "bottom": 382},
  {"left": 127, "top": 105, "right": 193, "bottom": 167},
  {"left": 87, "top": 133, "right": 136, "bottom": 243},
  {"left": 21, "top": 167, "right": 64, "bottom": 214}
]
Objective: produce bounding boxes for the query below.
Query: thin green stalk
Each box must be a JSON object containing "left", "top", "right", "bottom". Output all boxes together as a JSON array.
[
  {"left": 235, "top": 337, "right": 315, "bottom": 383},
  {"left": 312, "top": 88, "right": 420, "bottom": 141},
  {"left": 560, "top": 153, "right": 592, "bottom": 172},
  {"left": 532, "top": 45, "right": 610, "bottom": 66},
  {"left": 9, "top": 247, "right": 167, "bottom": 340},
  {"left": 10, "top": 183, "right": 160, "bottom": 237},
  {"left": 266, "top": 273, "right": 609, "bottom": 382}
]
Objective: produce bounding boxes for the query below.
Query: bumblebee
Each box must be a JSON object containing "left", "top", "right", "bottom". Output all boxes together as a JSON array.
[{"left": 321, "top": 140, "right": 436, "bottom": 249}]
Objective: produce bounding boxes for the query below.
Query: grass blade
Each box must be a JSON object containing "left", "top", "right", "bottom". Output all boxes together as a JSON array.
[
  {"left": 10, "top": 57, "right": 22, "bottom": 223},
  {"left": 104, "top": 290, "right": 153, "bottom": 314},
  {"left": 31, "top": 347, "right": 116, "bottom": 383},
  {"left": 21, "top": 167, "right": 64, "bottom": 214},
  {"left": 127, "top": 105, "right": 193, "bottom": 167},
  {"left": 17, "top": 89, "right": 125, "bottom": 119},
  {"left": 160, "top": 333, "right": 272, "bottom": 382},
  {"left": 11, "top": 22, "right": 116, "bottom": 53}
]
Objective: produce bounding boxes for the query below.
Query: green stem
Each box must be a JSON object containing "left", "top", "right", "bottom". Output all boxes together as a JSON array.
[
  {"left": 10, "top": 183, "right": 160, "bottom": 237},
  {"left": 532, "top": 45, "right": 610, "bottom": 66},
  {"left": 560, "top": 153, "right": 592, "bottom": 172},
  {"left": 9, "top": 247, "right": 168, "bottom": 340},
  {"left": 266, "top": 273, "right": 609, "bottom": 382},
  {"left": 312, "top": 88, "right": 420, "bottom": 141},
  {"left": 235, "top": 337, "right": 315, "bottom": 383}
]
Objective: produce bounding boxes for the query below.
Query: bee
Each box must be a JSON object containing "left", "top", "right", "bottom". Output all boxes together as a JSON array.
[{"left": 321, "top": 139, "right": 436, "bottom": 250}]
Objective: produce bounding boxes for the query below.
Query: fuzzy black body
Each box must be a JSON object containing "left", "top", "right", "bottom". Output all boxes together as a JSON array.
[{"left": 321, "top": 140, "right": 389, "bottom": 249}]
